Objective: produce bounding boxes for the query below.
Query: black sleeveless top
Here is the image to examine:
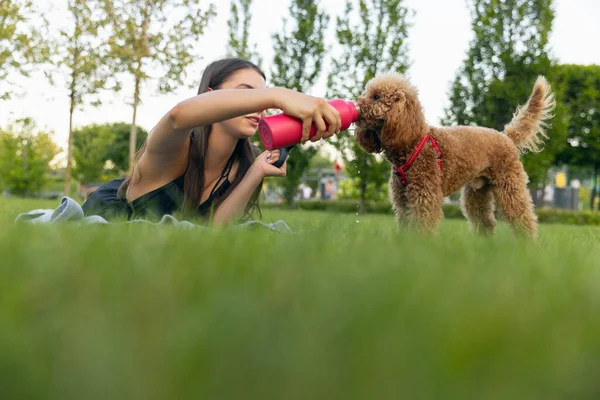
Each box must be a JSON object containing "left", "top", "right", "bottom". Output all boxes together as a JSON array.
[{"left": 82, "top": 156, "right": 234, "bottom": 221}]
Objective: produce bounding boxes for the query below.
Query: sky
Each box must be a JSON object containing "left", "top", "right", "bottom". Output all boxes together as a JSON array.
[{"left": 1, "top": 0, "right": 599, "bottom": 158}]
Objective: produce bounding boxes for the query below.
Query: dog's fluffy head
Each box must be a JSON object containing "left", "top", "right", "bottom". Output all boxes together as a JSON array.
[{"left": 354, "top": 73, "right": 426, "bottom": 153}]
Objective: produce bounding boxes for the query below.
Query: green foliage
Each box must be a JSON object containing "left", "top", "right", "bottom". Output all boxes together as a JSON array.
[
  {"left": 308, "top": 150, "right": 334, "bottom": 170},
  {"left": 443, "top": 0, "right": 564, "bottom": 186},
  {"left": 0, "top": 0, "right": 51, "bottom": 99},
  {"left": 72, "top": 124, "right": 112, "bottom": 184},
  {"left": 101, "top": 0, "right": 216, "bottom": 168},
  {"left": 72, "top": 123, "right": 148, "bottom": 184},
  {"left": 104, "top": 122, "right": 148, "bottom": 172},
  {"left": 444, "top": 0, "right": 555, "bottom": 127},
  {"left": 280, "top": 146, "right": 317, "bottom": 205},
  {"left": 555, "top": 65, "right": 600, "bottom": 166},
  {"left": 103, "top": 0, "right": 216, "bottom": 94},
  {"left": 53, "top": 0, "right": 114, "bottom": 110},
  {"left": 327, "top": 0, "right": 412, "bottom": 211},
  {"left": 226, "top": 0, "right": 261, "bottom": 66},
  {"left": 265, "top": 198, "right": 392, "bottom": 214},
  {"left": 337, "top": 177, "right": 389, "bottom": 202},
  {"left": 535, "top": 208, "right": 600, "bottom": 226},
  {"left": 0, "top": 118, "right": 59, "bottom": 196},
  {"left": 265, "top": 200, "right": 457, "bottom": 218},
  {"left": 264, "top": 200, "right": 600, "bottom": 226},
  {"left": 270, "top": 0, "right": 329, "bottom": 205},
  {"left": 554, "top": 64, "right": 600, "bottom": 209}
]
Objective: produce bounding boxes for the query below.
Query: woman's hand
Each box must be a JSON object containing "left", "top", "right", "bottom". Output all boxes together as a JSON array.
[
  {"left": 213, "top": 149, "right": 285, "bottom": 226},
  {"left": 250, "top": 149, "right": 287, "bottom": 178},
  {"left": 271, "top": 88, "right": 342, "bottom": 144}
]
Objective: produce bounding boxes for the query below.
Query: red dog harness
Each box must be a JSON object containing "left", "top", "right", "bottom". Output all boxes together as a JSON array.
[{"left": 394, "top": 135, "right": 443, "bottom": 186}]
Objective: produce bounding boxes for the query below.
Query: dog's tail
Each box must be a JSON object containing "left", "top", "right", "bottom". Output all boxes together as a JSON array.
[{"left": 504, "top": 76, "right": 556, "bottom": 153}]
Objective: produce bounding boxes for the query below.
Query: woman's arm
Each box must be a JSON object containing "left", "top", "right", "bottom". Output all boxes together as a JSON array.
[
  {"left": 211, "top": 150, "right": 285, "bottom": 226},
  {"left": 147, "top": 88, "right": 276, "bottom": 156},
  {"left": 147, "top": 87, "right": 342, "bottom": 157},
  {"left": 132, "top": 87, "right": 341, "bottom": 193}
]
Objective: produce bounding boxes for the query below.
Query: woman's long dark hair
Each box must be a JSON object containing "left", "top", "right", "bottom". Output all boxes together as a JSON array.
[{"left": 120, "top": 58, "right": 265, "bottom": 220}]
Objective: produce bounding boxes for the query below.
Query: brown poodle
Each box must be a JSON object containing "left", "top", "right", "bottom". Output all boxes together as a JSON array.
[{"left": 354, "top": 73, "right": 556, "bottom": 238}]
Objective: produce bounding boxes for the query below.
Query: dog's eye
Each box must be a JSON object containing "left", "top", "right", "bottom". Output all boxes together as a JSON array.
[{"left": 373, "top": 94, "right": 380, "bottom": 101}]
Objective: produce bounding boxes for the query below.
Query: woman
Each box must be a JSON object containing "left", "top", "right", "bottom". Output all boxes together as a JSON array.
[{"left": 82, "top": 58, "right": 342, "bottom": 224}]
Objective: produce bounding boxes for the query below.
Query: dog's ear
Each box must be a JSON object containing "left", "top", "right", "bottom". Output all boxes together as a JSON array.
[
  {"left": 391, "top": 90, "right": 404, "bottom": 104},
  {"left": 354, "top": 124, "right": 382, "bottom": 153},
  {"left": 383, "top": 93, "right": 427, "bottom": 149}
]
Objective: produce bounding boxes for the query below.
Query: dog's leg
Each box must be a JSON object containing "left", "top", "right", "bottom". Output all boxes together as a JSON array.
[
  {"left": 460, "top": 183, "right": 496, "bottom": 236},
  {"left": 389, "top": 174, "right": 409, "bottom": 229},
  {"left": 492, "top": 163, "right": 538, "bottom": 239},
  {"left": 402, "top": 176, "right": 444, "bottom": 235}
]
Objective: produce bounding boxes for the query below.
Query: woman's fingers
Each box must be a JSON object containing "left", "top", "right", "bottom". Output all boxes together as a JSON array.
[
  {"left": 288, "top": 96, "right": 343, "bottom": 144},
  {"left": 301, "top": 118, "right": 312, "bottom": 143},
  {"left": 266, "top": 150, "right": 281, "bottom": 164},
  {"left": 263, "top": 158, "right": 287, "bottom": 177},
  {"left": 311, "top": 112, "right": 327, "bottom": 142},
  {"left": 269, "top": 149, "right": 280, "bottom": 164},
  {"left": 322, "top": 104, "right": 341, "bottom": 138}
]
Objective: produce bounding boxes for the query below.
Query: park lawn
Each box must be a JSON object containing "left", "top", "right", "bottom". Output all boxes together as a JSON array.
[{"left": 1, "top": 196, "right": 600, "bottom": 399}]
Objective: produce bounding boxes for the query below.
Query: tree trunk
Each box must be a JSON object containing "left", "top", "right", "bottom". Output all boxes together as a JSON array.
[
  {"left": 529, "top": 188, "right": 540, "bottom": 208},
  {"left": 129, "top": 75, "right": 141, "bottom": 172},
  {"left": 591, "top": 166, "right": 598, "bottom": 211},
  {"left": 21, "top": 142, "right": 28, "bottom": 197},
  {"left": 358, "top": 154, "right": 368, "bottom": 214},
  {"left": 65, "top": 100, "right": 75, "bottom": 197},
  {"left": 284, "top": 183, "right": 295, "bottom": 207},
  {"left": 129, "top": 4, "right": 149, "bottom": 172},
  {"left": 359, "top": 178, "right": 367, "bottom": 215},
  {"left": 283, "top": 161, "right": 297, "bottom": 207},
  {"left": 590, "top": 166, "right": 598, "bottom": 211}
]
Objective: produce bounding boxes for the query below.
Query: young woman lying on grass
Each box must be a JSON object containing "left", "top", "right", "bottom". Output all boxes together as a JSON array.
[{"left": 83, "top": 58, "right": 342, "bottom": 224}]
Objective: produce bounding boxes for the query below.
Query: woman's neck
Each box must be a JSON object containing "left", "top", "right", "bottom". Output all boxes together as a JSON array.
[{"left": 205, "top": 125, "right": 238, "bottom": 172}]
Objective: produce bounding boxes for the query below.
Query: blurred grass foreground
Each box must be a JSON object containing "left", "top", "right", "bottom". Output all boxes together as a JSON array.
[{"left": 1, "top": 196, "right": 600, "bottom": 399}]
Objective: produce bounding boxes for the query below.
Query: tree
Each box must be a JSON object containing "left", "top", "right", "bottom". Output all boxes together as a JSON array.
[
  {"left": 308, "top": 150, "right": 334, "bottom": 170},
  {"left": 0, "top": 118, "right": 59, "bottom": 197},
  {"left": 0, "top": 0, "right": 50, "bottom": 100},
  {"left": 51, "top": 0, "right": 114, "bottom": 197},
  {"left": 554, "top": 64, "right": 600, "bottom": 209},
  {"left": 101, "top": 0, "right": 216, "bottom": 170},
  {"left": 443, "top": 0, "right": 565, "bottom": 186},
  {"left": 72, "top": 122, "right": 148, "bottom": 184},
  {"left": 226, "top": 0, "right": 261, "bottom": 65},
  {"left": 72, "top": 124, "right": 113, "bottom": 184},
  {"left": 327, "top": 0, "right": 412, "bottom": 213},
  {"left": 270, "top": 0, "right": 329, "bottom": 205},
  {"left": 104, "top": 122, "right": 148, "bottom": 172}
]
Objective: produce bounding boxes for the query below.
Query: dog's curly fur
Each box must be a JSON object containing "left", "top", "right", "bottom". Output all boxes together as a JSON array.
[{"left": 355, "top": 73, "right": 556, "bottom": 238}]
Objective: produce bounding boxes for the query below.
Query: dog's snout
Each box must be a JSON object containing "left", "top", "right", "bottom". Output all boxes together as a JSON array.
[{"left": 355, "top": 98, "right": 366, "bottom": 113}]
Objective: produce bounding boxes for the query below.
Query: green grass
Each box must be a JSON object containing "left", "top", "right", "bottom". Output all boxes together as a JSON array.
[{"left": 2, "top": 197, "right": 600, "bottom": 399}]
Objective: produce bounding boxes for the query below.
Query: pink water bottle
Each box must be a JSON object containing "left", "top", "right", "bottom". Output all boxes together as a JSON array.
[{"left": 259, "top": 99, "right": 359, "bottom": 151}]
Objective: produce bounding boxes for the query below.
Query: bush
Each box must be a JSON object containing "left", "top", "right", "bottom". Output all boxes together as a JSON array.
[
  {"left": 263, "top": 200, "right": 600, "bottom": 226},
  {"left": 336, "top": 179, "right": 390, "bottom": 202},
  {"left": 443, "top": 204, "right": 465, "bottom": 219},
  {"left": 264, "top": 200, "right": 464, "bottom": 218},
  {"left": 265, "top": 199, "right": 392, "bottom": 214},
  {"left": 536, "top": 209, "right": 600, "bottom": 226}
]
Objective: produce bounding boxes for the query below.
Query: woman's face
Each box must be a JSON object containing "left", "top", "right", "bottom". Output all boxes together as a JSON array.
[{"left": 214, "top": 68, "right": 267, "bottom": 139}]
